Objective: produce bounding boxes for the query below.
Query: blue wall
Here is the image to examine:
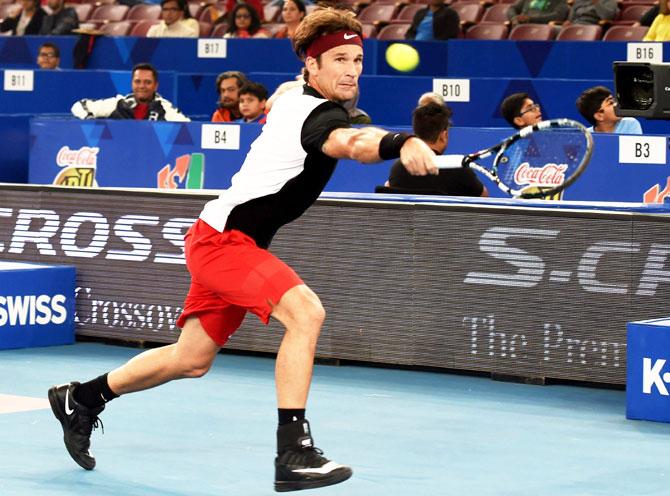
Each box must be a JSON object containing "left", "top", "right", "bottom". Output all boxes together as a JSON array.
[{"left": 28, "top": 118, "right": 670, "bottom": 203}]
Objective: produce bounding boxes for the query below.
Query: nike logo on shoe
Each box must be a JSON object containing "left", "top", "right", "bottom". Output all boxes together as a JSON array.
[
  {"left": 65, "top": 389, "right": 75, "bottom": 416},
  {"left": 292, "top": 461, "right": 345, "bottom": 475},
  {"left": 343, "top": 33, "right": 357, "bottom": 40}
]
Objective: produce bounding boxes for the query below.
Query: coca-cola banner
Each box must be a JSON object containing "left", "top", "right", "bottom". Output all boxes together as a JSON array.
[{"left": 1, "top": 185, "right": 669, "bottom": 385}]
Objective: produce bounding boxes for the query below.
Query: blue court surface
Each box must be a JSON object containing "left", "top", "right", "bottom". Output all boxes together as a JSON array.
[{"left": 1, "top": 342, "right": 669, "bottom": 496}]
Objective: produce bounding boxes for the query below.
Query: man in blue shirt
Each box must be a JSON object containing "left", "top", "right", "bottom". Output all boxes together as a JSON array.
[{"left": 576, "top": 86, "right": 643, "bottom": 134}]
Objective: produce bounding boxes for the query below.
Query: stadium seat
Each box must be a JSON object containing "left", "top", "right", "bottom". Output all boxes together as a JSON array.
[
  {"left": 555, "top": 24, "right": 602, "bottom": 41},
  {"left": 70, "top": 3, "right": 93, "bottom": 22},
  {"left": 358, "top": 4, "right": 400, "bottom": 25},
  {"left": 199, "top": 4, "right": 225, "bottom": 24},
  {"left": 601, "top": 24, "right": 648, "bottom": 40},
  {"left": 465, "top": 22, "right": 509, "bottom": 39},
  {"left": 263, "top": 4, "right": 280, "bottom": 22},
  {"left": 480, "top": 3, "right": 510, "bottom": 23},
  {"left": 508, "top": 23, "right": 557, "bottom": 40},
  {"left": 393, "top": 4, "right": 424, "bottom": 23},
  {"left": 199, "top": 20, "right": 212, "bottom": 36},
  {"left": 129, "top": 19, "right": 160, "bottom": 36},
  {"left": 614, "top": 4, "right": 653, "bottom": 24},
  {"left": 210, "top": 22, "right": 227, "bottom": 37},
  {"left": 188, "top": 2, "right": 202, "bottom": 18},
  {"left": 0, "top": 3, "right": 19, "bottom": 19},
  {"left": 126, "top": 4, "right": 162, "bottom": 21},
  {"left": 450, "top": 2, "right": 485, "bottom": 26},
  {"left": 99, "top": 20, "right": 132, "bottom": 36},
  {"left": 89, "top": 4, "right": 130, "bottom": 23},
  {"left": 376, "top": 23, "right": 410, "bottom": 39},
  {"left": 361, "top": 23, "right": 378, "bottom": 38}
]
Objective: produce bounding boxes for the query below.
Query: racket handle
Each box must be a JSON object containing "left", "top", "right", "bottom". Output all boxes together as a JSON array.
[{"left": 434, "top": 154, "right": 465, "bottom": 169}]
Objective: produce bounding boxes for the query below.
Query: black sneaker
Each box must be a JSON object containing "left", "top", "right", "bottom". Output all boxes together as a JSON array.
[
  {"left": 274, "top": 419, "right": 352, "bottom": 492},
  {"left": 48, "top": 382, "right": 104, "bottom": 470}
]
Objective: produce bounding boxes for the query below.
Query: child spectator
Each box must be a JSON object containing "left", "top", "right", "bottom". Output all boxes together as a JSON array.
[
  {"left": 235, "top": 82, "right": 268, "bottom": 124},
  {"left": 576, "top": 86, "right": 642, "bottom": 134}
]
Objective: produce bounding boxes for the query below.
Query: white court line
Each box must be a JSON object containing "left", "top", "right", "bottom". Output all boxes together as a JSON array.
[{"left": 0, "top": 394, "right": 49, "bottom": 414}]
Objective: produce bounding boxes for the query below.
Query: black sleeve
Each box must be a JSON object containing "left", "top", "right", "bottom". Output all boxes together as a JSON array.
[
  {"left": 434, "top": 7, "right": 460, "bottom": 40},
  {"left": 390, "top": 160, "right": 484, "bottom": 196},
  {"left": 300, "top": 101, "right": 350, "bottom": 155},
  {"left": 641, "top": 5, "right": 659, "bottom": 26},
  {"left": 0, "top": 17, "right": 18, "bottom": 34}
]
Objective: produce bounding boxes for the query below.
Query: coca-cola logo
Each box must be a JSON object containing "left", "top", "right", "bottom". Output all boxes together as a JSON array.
[
  {"left": 514, "top": 162, "right": 568, "bottom": 186},
  {"left": 56, "top": 146, "right": 99, "bottom": 168}
]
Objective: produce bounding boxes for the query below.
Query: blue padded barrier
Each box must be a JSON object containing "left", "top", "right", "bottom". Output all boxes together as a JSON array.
[{"left": 27, "top": 118, "right": 670, "bottom": 204}]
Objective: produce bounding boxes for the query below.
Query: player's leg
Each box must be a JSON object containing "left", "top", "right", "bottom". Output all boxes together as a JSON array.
[
  {"left": 107, "top": 315, "right": 220, "bottom": 394},
  {"left": 271, "top": 285, "right": 353, "bottom": 492},
  {"left": 48, "top": 315, "right": 220, "bottom": 470}
]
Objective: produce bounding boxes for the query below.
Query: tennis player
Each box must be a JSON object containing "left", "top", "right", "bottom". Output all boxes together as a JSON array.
[{"left": 48, "top": 7, "right": 437, "bottom": 492}]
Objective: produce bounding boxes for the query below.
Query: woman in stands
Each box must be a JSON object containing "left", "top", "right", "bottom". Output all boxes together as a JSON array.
[
  {"left": 147, "top": 0, "right": 199, "bottom": 38},
  {"left": 274, "top": 0, "right": 307, "bottom": 39},
  {"left": 0, "top": 0, "right": 46, "bottom": 35},
  {"left": 224, "top": 3, "right": 270, "bottom": 38},
  {"left": 643, "top": 0, "right": 670, "bottom": 40}
]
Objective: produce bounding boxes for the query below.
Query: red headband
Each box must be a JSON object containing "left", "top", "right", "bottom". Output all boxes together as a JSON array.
[{"left": 305, "top": 31, "right": 362, "bottom": 59}]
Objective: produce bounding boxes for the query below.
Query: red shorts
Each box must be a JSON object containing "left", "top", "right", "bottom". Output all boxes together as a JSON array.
[{"left": 176, "top": 219, "right": 303, "bottom": 346}]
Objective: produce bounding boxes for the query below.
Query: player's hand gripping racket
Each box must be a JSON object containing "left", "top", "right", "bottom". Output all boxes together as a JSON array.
[{"left": 435, "top": 119, "right": 593, "bottom": 199}]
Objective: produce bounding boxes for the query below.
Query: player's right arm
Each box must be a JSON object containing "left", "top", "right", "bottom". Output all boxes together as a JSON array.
[
  {"left": 71, "top": 96, "right": 121, "bottom": 119},
  {"left": 322, "top": 127, "right": 438, "bottom": 176}
]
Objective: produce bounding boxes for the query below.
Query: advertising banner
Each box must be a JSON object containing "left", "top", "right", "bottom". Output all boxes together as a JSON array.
[
  {"left": 29, "top": 119, "right": 670, "bottom": 203},
  {"left": 1, "top": 186, "right": 669, "bottom": 384}
]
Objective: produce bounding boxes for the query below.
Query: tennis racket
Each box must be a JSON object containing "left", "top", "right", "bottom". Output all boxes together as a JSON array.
[{"left": 435, "top": 119, "right": 593, "bottom": 199}]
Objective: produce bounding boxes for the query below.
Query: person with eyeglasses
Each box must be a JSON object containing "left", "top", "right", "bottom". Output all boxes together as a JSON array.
[
  {"left": 223, "top": 3, "right": 270, "bottom": 38},
  {"left": 500, "top": 92, "right": 544, "bottom": 129},
  {"left": 576, "top": 86, "right": 642, "bottom": 134},
  {"left": 147, "top": 0, "right": 199, "bottom": 38},
  {"left": 37, "top": 42, "right": 61, "bottom": 70}
]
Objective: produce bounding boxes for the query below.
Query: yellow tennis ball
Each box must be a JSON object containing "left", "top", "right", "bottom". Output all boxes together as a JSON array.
[{"left": 385, "top": 43, "right": 420, "bottom": 73}]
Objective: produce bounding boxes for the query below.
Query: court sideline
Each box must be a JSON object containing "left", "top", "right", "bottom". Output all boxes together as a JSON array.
[{"left": 0, "top": 342, "right": 668, "bottom": 495}]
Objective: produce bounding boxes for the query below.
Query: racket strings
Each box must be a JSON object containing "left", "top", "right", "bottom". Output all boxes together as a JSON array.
[{"left": 497, "top": 129, "right": 588, "bottom": 192}]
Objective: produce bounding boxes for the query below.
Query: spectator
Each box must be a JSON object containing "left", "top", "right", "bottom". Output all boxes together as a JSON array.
[
  {"left": 235, "top": 82, "right": 268, "bottom": 124},
  {"left": 274, "top": 0, "right": 306, "bottom": 39},
  {"left": 0, "top": 0, "right": 47, "bottom": 35},
  {"left": 224, "top": 0, "right": 265, "bottom": 21},
  {"left": 212, "top": 71, "right": 248, "bottom": 122},
  {"left": 40, "top": 0, "right": 78, "bottom": 35},
  {"left": 147, "top": 0, "right": 199, "bottom": 38},
  {"left": 71, "top": 63, "right": 190, "bottom": 122},
  {"left": 500, "top": 92, "right": 543, "bottom": 129},
  {"left": 387, "top": 103, "right": 488, "bottom": 197},
  {"left": 565, "top": 0, "right": 617, "bottom": 25},
  {"left": 418, "top": 91, "right": 445, "bottom": 107},
  {"left": 224, "top": 4, "right": 270, "bottom": 38},
  {"left": 576, "top": 86, "right": 642, "bottom": 134},
  {"left": 643, "top": 1, "right": 670, "bottom": 41},
  {"left": 37, "top": 42, "right": 61, "bottom": 70},
  {"left": 405, "top": 0, "right": 460, "bottom": 41},
  {"left": 507, "top": 0, "right": 569, "bottom": 26}
]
